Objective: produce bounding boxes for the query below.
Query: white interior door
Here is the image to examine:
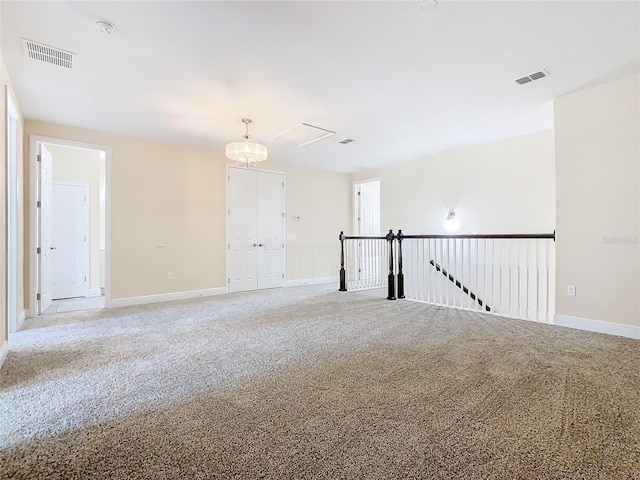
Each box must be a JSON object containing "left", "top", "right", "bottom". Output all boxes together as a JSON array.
[
  {"left": 7, "top": 94, "right": 19, "bottom": 332},
  {"left": 228, "top": 168, "right": 259, "bottom": 293},
  {"left": 355, "top": 180, "right": 380, "bottom": 236},
  {"left": 257, "top": 172, "right": 284, "bottom": 289},
  {"left": 228, "top": 167, "right": 284, "bottom": 293},
  {"left": 38, "top": 144, "right": 54, "bottom": 313},
  {"left": 51, "top": 182, "right": 88, "bottom": 299},
  {"left": 354, "top": 180, "right": 381, "bottom": 281}
]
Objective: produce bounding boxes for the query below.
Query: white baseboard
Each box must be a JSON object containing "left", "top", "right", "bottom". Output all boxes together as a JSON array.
[
  {"left": 0, "top": 341, "right": 8, "bottom": 370},
  {"left": 109, "top": 287, "right": 227, "bottom": 308},
  {"left": 87, "top": 288, "right": 102, "bottom": 297},
  {"left": 285, "top": 276, "right": 339, "bottom": 287},
  {"left": 554, "top": 314, "right": 640, "bottom": 340}
]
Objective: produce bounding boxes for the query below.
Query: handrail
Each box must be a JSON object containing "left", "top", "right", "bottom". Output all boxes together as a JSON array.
[
  {"left": 397, "top": 232, "right": 555, "bottom": 240},
  {"left": 429, "top": 260, "right": 490, "bottom": 311}
]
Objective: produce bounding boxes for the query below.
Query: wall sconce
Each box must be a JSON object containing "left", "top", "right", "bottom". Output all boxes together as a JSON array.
[{"left": 443, "top": 210, "right": 461, "bottom": 232}]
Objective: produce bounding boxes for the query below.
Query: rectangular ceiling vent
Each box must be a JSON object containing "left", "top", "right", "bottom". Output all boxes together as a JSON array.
[
  {"left": 339, "top": 138, "right": 354, "bottom": 144},
  {"left": 516, "top": 69, "right": 549, "bottom": 85},
  {"left": 22, "top": 39, "right": 74, "bottom": 69}
]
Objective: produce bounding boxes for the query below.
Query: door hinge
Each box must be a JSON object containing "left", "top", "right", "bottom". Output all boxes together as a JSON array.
[
  {"left": 282, "top": 212, "right": 285, "bottom": 218},
  {"left": 282, "top": 274, "right": 284, "bottom": 278},
  {"left": 228, "top": 243, "right": 230, "bottom": 249},
  {"left": 84, "top": 236, "right": 87, "bottom": 241},
  {"left": 37, "top": 200, "right": 41, "bottom": 208},
  {"left": 84, "top": 276, "right": 87, "bottom": 282},
  {"left": 227, "top": 278, "right": 230, "bottom": 284},
  {"left": 37, "top": 154, "right": 41, "bottom": 162},
  {"left": 228, "top": 175, "right": 230, "bottom": 181},
  {"left": 357, "top": 191, "right": 361, "bottom": 195},
  {"left": 37, "top": 293, "right": 41, "bottom": 300},
  {"left": 228, "top": 209, "right": 230, "bottom": 215},
  {"left": 37, "top": 247, "right": 41, "bottom": 254},
  {"left": 358, "top": 216, "right": 361, "bottom": 221},
  {"left": 282, "top": 182, "right": 284, "bottom": 188},
  {"left": 282, "top": 243, "right": 284, "bottom": 248}
]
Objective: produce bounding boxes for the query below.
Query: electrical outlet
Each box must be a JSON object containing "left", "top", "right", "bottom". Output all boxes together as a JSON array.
[
  {"left": 167, "top": 272, "right": 173, "bottom": 280},
  {"left": 567, "top": 285, "right": 576, "bottom": 296}
]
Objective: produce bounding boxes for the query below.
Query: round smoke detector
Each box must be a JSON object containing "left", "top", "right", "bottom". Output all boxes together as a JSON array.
[{"left": 96, "top": 20, "right": 116, "bottom": 35}]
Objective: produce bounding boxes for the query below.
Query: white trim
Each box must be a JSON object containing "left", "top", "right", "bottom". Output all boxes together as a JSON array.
[
  {"left": 0, "top": 341, "right": 8, "bottom": 370},
  {"left": 29, "top": 136, "right": 112, "bottom": 314},
  {"left": 6, "top": 87, "right": 20, "bottom": 333},
  {"left": 16, "top": 310, "right": 26, "bottom": 332},
  {"left": 554, "top": 314, "right": 640, "bottom": 340},
  {"left": 285, "top": 276, "right": 339, "bottom": 287},
  {"left": 88, "top": 288, "right": 102, "bottom": 297},
  {"left": 109, "top": 287, "right": 227, "bottom": 308}
]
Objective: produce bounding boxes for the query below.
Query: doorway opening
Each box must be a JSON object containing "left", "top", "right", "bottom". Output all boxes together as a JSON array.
[
  {"left": 353, "top": 178, "right": 381, "bottom": 236},
  {"left": 353, "top": 179, "right": 382, "bottom": 284},
  {"left": 30, "top": 137, "right": 110, "bottom": 316}
]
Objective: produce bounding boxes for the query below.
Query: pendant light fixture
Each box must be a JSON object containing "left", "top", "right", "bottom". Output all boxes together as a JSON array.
[{"left": 225, "top": 118, "right": 267, "bottom": 167}]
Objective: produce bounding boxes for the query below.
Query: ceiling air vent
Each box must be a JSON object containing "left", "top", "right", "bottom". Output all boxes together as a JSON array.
[
  {"left": 22, "top": 39, "right": 74, "bottom": 69},
  {"left": 516, "top": 69, "right": 549, "bottom": 85},
  {"left": 339, "top": 138, "right": 354, "bottom": 144}
]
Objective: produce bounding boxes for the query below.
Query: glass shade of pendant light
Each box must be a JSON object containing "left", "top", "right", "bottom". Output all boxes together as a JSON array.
[{"left": 225, "top": 118, "right": 267, "bottom": 168}]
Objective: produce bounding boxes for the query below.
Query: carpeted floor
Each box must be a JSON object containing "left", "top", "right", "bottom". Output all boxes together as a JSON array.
[{"left": 0, "top": 284, "right": 639, "bottom": 479}]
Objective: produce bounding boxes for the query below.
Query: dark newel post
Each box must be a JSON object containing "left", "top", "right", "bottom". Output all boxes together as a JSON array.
[
  {"left": 386, "top": 229, "right": 396, "bottom": 300},
  {"left": 396, "top": 229, "right": 405, "bottom": 299},
  {"left": 339, "top": 231, "right": 347, "bottom": 291}
]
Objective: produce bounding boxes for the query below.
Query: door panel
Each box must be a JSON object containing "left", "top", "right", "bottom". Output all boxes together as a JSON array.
[
  {"left": 39, "top": 144, "right": 54, "bottom": 313},
  {"left": 228, "top": 168, "right": 258, "bottom": 293},
  {"left": 257, "top": 172, "right": 284, "bottom": 289},
  {"left": 355, "top": 180, "right": 381, "bottom": 281},
  {"left": 51, "top": 183, "right": 88, "bottom": 299}
]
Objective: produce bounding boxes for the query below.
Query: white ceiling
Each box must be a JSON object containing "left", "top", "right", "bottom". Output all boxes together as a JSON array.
[{"left": 1, "top": 1, "right": 639, "bottom": 173}]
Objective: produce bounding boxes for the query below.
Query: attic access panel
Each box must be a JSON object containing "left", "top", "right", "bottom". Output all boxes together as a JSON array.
[{"left": 269, "top": 123, "right": 336, "bottom": 148}]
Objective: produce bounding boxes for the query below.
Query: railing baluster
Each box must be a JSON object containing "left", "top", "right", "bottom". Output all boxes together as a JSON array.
[
  {"left": 397, "top": 231, "right": 405, "bottom": 299},
  {"left": 517, "top": 241, "right": 521, "bottom": 319},
  {"left": 475, "top": 238, "right": 479, "bottom": 312},
  {"left": 535, "top": 240, "right": 540, "bottom": 322},
  {"left": 508, "top": 239, "right": 512, "bottom": 317},
  {"left": 491, "top": 240, "right": 495, "bottom": 315},
  {"left": 545, "top": 238, "right": 550, "bottom": 323},
  {"left": 524, "top": 241, "right": 530, "bottom": 320}
]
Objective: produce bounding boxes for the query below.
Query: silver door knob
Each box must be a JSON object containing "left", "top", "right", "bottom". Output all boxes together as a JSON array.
[
  {"left": 258, "top": 243, "right": 264, "bottom": 247},
  {"left": 51, "top": 246, "right": 57, "bottom": 250},
  {"left": 252, "top": 243, "right": 257, "bottom": 247}
]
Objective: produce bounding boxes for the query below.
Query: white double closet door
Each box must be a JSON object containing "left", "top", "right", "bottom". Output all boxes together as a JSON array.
[{"left": 228, "top": 167, "right": 285, "bottom": 293}]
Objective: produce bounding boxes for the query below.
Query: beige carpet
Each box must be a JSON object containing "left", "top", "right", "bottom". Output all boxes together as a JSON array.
[{"left": 1, "top": 285, "right": 638, "bottom": 479}]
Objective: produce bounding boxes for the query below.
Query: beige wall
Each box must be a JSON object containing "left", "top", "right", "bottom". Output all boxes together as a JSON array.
[
  {"left": 351, "top": 130, "right": 556, "bottom": 235},
  {"left": 269, "top": 160, "right": 350, "bottom": 281},
  {"left": 1, "top": 48, "right": 25, "bottom": 362},
  {"left": 555, "top": 74, "right": 639, "bottom": 328},
  {"left": 47, "top": 144, "right": 103, "bottom": 292},
  {"left": 23, "top": 121, "right": 350, "bottom": 304}
]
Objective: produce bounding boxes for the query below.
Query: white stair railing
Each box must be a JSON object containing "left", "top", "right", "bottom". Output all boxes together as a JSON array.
[{"left": 397, "top": 233, "right": 555, "bottom": 323}]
